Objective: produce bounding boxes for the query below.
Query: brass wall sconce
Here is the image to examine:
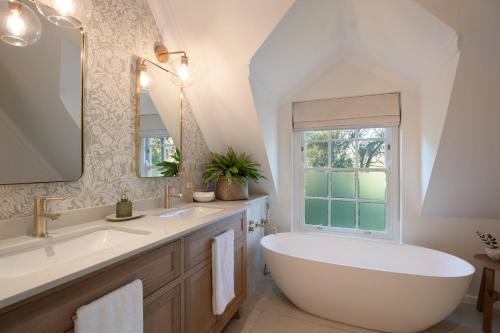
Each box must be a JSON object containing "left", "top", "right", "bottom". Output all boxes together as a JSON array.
[{"left": 154, "top": 41, "right": 194, "bottom": 86}]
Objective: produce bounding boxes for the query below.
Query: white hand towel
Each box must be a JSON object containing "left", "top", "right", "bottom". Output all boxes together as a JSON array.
[
  {"left": 212, "top": 229, "right": 235, "bottom": 315},
  {"left": 75, "top": 279, "right": 143, "bottom": 333}
]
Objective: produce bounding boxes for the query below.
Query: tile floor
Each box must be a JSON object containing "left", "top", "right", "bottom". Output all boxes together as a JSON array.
[{"left": 223, "top": 279, "right": 500, "bottom": 333}]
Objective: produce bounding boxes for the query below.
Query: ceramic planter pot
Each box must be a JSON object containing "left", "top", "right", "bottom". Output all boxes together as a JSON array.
[
  {"left": 485, "top": 248, "right": 500, "bottom": 261},
  {"left": 215, "top": 177, "right": 248, "bottom": 200}
]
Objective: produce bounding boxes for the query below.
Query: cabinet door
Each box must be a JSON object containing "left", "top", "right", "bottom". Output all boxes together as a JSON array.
[
  {"left": 217, "top": 237, "right": 247, "bottom": 325},
  {"left": 185, "top": 264, "right": 217, "bottom": 333},
  {"left": 144, "top": 284, "right": 181, "bottom": 333}
]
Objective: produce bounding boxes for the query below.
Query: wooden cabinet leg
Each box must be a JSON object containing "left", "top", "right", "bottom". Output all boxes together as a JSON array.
[
  {"left": 234, "top": 309, "right": 240, "bottom": 320},
  {"left": 478, "top": 268, "right": 486, "bottom": 312},
  {"left": 482, "top": 268, "right": 495, "bottom": 333}
]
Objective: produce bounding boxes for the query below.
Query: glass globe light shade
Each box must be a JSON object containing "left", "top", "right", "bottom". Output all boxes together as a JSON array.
[
  {"left": 139, "top": 65, "right": 154, "bottom": 91},
  {"left": 0, "top": 0, "right": 41, "bottom": 47},
  {"left": 33, "top": 0, "right": 91, "bottom": 29},
  {"left": 169, "top": 56, "right": 197, "bottom": 88}
]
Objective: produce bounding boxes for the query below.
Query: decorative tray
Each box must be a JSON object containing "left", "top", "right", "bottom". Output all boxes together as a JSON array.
[{"left": 105, "top": 213, "right": 145, "bottom": 222}]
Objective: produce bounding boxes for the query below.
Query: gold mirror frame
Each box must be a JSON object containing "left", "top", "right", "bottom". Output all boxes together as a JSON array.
[
  {"left": 0, "top": 3, "right": 85, "bottom": 185},
  {"left": 134, "top": 57, "right": 183, "bottom": 178}
]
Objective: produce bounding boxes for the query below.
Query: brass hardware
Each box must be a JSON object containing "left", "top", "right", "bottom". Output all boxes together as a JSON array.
[
  {"left": 154, "top": 41, "right": 187, "bottom": 64},
  {"left": 255, "top": 202, "right": 276, "bottom": 233},
  {"left": 164, "top": 185, "right": 183, "bottom": 209},
  {"left": 256, "top": 222, "right": 278, "bottom": 235},
  {"left": 33, "top": 196, "right": 63, "bottom": 237},
  {"left": 181, "top": 55, "right": 188, "bottom": 66},
  {"left": 183, "top": 163, "right": 193, "bottom": 203},
  {"left": 154, "top": 41, "right": 169, "bottom": 62},
  {"left": 8, "top": 1, "right": 22, "bottom": 13}
]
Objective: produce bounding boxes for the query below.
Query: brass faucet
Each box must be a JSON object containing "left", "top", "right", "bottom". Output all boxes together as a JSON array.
[
  {"left": 164, "top": 185, "right": 183, "bottom": 209},
  {"left": 248, "top": 203, "right": 278, "bottom": 234},
  {"left": 33, "top": 197, "right": 62, "bottom": 237}
]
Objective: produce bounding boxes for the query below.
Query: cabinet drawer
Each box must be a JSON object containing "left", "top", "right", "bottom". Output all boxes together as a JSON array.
[
  {"left": 0, "top": 240, "right": 181, "bottom": 333},
  {"left": 184, "top": 213, "right": 245, "bottom": 272}
]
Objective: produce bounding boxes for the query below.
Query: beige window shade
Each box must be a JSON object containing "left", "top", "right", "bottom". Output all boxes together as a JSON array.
[{"left": 293, "top": 93, "right": 400, "bottom": 130}]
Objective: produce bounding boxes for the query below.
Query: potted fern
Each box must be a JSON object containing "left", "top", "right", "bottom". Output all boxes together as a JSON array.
[{"left": 203, "top": 148, "right": 265, "bottom": 200}]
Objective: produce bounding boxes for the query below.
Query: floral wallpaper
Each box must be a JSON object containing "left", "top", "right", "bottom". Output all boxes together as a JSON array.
[{"left": 0, "top": 0, "right": 211, "bottom": 220}]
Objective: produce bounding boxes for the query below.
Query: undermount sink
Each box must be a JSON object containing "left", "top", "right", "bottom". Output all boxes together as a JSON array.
[
  {"left": 0, "top": 227, "right": 149, "bottom": 279},
  {"left": 158, "top": 206, "right": 223, "bottom": 219}
]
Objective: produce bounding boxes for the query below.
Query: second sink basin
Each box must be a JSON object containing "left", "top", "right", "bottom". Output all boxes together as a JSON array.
[
  {"left": 0, "top": 227, "right": 149, "bottom": 279},
  {"left": 158, "top": 206, "right": 223, "bottom": 219}
]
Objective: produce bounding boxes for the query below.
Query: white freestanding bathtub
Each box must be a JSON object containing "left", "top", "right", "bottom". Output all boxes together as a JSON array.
[{"left": 261, "top": 233, "right": 474, "bottom": 333}]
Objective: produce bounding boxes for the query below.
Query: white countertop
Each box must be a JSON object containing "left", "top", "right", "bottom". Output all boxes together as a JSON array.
[{"left": 0, "top": 195, "right": 267, "bottom": 309}]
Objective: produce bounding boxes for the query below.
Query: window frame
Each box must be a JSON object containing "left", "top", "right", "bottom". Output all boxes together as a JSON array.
[
  {"left": 293, "top": 127, "right": 400, "bottom": 241},
  {"left": 140, "top": 136, "right": 177, "bottom": 177}
]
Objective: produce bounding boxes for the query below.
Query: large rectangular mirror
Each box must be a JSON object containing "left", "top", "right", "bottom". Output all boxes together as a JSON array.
[
  {"left": 135, "top": 58, "right": 182, "bottom": 178},
  {"left": 0, "top": 1, "right": 83, "bottom": 184}
]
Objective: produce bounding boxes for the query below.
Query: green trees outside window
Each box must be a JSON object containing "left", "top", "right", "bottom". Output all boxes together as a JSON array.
[{"left": 303, "top": 128, "right": 388, "bottom": 232}]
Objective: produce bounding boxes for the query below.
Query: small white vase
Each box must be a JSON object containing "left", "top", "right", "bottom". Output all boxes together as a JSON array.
[{"left": 485, "top": 248, "right": 500, "bottom": 261}]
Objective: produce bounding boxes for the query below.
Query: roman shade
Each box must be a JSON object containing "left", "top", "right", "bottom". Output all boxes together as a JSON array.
[{"left": 292, "top": 93, "right": 400, "bottom": 130}]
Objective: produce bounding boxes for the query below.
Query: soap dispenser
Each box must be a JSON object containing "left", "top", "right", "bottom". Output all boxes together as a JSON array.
[{"left": 116, "top": 189, "right": 132, "bottom": 218}]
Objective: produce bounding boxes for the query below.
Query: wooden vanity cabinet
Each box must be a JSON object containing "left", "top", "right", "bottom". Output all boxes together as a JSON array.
[
  {"left": 0, "top": 212, "right": 246, "bottom": 333},
  {"left": 184, "top": 213, "right": 247, "bottom": 333}
]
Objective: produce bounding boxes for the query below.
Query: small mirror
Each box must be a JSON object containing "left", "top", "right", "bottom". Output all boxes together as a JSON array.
[
  {"left": 135, "top": 58, "right": 182, "bottom": 178},
  {"left": 0, "top": 1, "right": 83, "bottom": 184}
]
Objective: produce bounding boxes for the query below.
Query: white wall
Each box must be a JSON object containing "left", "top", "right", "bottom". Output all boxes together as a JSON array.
[
  {"left": 419, "top": 52, "right": 459, "bottom": 203},
  {"left": 275, "top": 58, "right": 500, "bottom": 296},
  {"left": 417, "top": 0, "right": 500, "bottom": 218}
]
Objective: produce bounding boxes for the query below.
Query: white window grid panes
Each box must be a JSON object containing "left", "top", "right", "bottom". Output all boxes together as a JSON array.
[
  {"left": 143, "top": 136, "right": 177, "bottom": 165},
  {"left": 302, "top": 128, "right": 390, "bottom": 235}
]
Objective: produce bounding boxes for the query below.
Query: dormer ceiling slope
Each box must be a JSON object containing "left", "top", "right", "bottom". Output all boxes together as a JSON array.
[
  {"left": 416, "top": 0, "right": 500, "bottom": 218},
  {"left": 147, "top": 0, "right": 500, "bottom": 220}
]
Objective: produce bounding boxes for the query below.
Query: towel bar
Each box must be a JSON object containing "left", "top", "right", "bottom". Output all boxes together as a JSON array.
[{"left": 71, "top": 278, "right": 145, "bottom": 321}]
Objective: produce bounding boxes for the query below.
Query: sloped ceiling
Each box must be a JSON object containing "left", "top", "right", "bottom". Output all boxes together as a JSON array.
[
  {"left": 147, "top": 0, "right": 294, "bottom": 195},
  {"left": 149, "top": 0, "right": 500, "bottom": 219},
  {"left": 250, "top": 0, "right": 457, "bottom": 104}
]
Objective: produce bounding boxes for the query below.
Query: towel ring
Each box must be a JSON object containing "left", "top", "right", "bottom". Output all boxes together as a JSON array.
[{"left": 71, "top": 278, "right": 145, "bottom": 321}]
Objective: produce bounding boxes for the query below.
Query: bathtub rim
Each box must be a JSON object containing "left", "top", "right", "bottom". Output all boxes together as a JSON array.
[{"left": 261, "top": 232, "right": 475, "bottom": 279}]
